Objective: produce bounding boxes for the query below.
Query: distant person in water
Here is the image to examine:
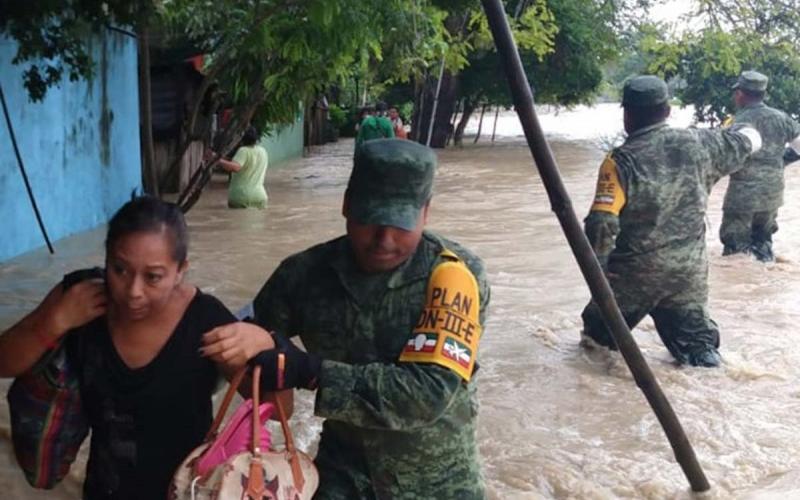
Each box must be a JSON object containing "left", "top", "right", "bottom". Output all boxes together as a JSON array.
[
  {"left": 388, "top": 106, "right": 407, "bottom": 139},
  {"left": 356, "top": 103, "right": 394, "bottom": 147},
  {"left": 206, "top": 126, "right": 269, "bottom": 209}
]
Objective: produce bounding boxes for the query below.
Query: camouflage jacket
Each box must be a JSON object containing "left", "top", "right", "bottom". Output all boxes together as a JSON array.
[
  {"left": 723, "top": 102, "right": 800, "bottom": 212},
  {"left": 253, "top": 231, "right": 490, "bottom": 499},
  {"left": 585, "top": 122, "right": 754, "bottom": 277}
]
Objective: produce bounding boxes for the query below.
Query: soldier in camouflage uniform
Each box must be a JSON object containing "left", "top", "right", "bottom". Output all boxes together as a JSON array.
[
  {"left": 249, "top": 139, "right": 490, "bottom": 499},
  {"left": 581, "top": 76, "right": 762, "bottom": 367},
  {"left": 720, "top": 71, "right": 800, "bottom": 262}
]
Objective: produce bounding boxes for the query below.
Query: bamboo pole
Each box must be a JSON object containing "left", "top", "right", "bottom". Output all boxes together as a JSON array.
[{"left": 480, "top": 0, "right": 711, "bottom": 493}]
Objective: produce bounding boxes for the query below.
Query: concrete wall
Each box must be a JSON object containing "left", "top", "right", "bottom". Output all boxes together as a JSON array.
[
  {"left": 0, "top": 30, "right": 142, "bottom": 262},
  {"left": 260, "top": 104, "right": 303, "bottom": 166}
]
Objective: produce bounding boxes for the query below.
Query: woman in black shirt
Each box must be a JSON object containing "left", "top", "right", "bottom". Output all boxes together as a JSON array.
[{"left": 0, "top": 197, "right": 285, "bottom": 499}]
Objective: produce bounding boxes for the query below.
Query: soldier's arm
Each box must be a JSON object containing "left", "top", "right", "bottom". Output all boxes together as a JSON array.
[
  {"left": 702, "top": 124, "right": 762, "bottom": 179},
  {"left": 315, "top": 264, "right": 491, "bottom": 431},
  {"left": 315, "top": 359, "right": 466, "bottom": 430},
  {"left": 584, "top": 154, "right": 626, "bottom": 271}
]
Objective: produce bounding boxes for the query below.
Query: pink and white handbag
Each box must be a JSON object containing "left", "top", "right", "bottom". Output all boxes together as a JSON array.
[{"left": 169, "top": 358, "right": 318, "bottom": 500}]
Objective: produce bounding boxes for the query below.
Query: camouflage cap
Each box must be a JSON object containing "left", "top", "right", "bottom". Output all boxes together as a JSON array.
[
  {"left": 347, "top": 139, "right": 436, "bottom": 230},
  {"left": 621, "top": 75, "right": 669, "bottom": 107},
  {"left": 732, "top": 70, "right": 768, "bottom": 92}
]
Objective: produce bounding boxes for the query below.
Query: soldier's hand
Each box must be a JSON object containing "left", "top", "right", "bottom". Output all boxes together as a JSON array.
[{"left": 252, "top": 333, "right": 322, "bottom": 391}]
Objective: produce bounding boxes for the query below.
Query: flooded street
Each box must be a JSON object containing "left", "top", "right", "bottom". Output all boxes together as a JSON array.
[{"left": 3, "top": 105, "right": 800, "bottom": 499}]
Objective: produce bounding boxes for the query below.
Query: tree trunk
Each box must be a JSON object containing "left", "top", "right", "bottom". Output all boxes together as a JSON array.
[
  {"left": 447, "top": 98, "right": 462, "bottom": 147},
  {"left": 473, "top": 103, "right": 487, "bottom": 143},
  {"left": 413, "top": 70, "right": 459, "bottom": 148},
  {"left": 453, "top": 101, "right": 475, "bottom": 147},
  {"left": 491, "top": 106, "right": 500, "bottom": 143},
  {"left": 411, "top": 12, "right": 468, "bottom": 148},
  {"left": 411, "top": 77, "right": 426, "bottom": 142},
  {"left": 137, "top": 25, "right": 158, "bottom": 196}
]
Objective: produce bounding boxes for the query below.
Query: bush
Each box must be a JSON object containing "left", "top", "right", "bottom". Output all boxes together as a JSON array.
[{"left": 328, "top": 104, "right": 347, "bottom": 130}]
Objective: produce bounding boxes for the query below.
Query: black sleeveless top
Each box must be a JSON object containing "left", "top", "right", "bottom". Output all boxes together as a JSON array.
[{"left": 66, "top": 290, "right": 236, "bottom": 500}]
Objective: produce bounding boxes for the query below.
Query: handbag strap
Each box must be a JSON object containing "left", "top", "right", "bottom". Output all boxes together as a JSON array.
[
  {"left": 246, "top": 355, "right": 306, "bottom": 495},
  {"left": 273, "top": 353, "right": 306, "bottom": 492},
  {"left": 204, "top": 367, "right": 247, "bottom": 441},
  {"left": 244, "top": 365, "right": 268, "bottom": 499},
  {"left": 250, "top": 365, "right": 262, "bottom": 452}
]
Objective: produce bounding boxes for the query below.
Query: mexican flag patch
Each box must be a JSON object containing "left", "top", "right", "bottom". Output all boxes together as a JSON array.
[{"left": 403, "top": 333, "right": 439, "bottom": 354}]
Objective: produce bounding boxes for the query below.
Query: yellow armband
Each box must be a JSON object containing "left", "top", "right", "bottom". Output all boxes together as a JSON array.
[
  {"left": 399, "top": 250, "right": 481, "bottom": 382},
  {"left": 722, "top": 115, "right": 734, "bottom": 128},
  {"left": 590, "top": 155, "right": 626, "bottom": 216}
]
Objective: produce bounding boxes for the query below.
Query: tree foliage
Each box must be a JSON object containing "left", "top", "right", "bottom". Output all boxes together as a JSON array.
[
  {"left": 642, "top": 0, "right": 800, "bottom": 124},
  {"left": 166, "top": 0, "right": 413, "bottom": 127},
  {"left": 390, "top": 0, "right": 636, "bottom": 121},
  {"left": 437, "top": 0, "right": 635, "bottom": 145},
  {"left": 162, "top": 0, "right": 428, "bottom": 208},
  {"left": 1, "top": 1, "right": 153, "bottom": 101}
]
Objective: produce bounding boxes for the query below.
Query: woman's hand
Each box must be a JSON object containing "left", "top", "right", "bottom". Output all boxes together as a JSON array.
[
  {"left": 201, "top": 322, "right": 275, "bottom": 370},
  {"left": 46, "top": 279, "right": 107, "bottom": 336},
  {"left": 0, "top": 278, "right": 106, "bottom": 377}
]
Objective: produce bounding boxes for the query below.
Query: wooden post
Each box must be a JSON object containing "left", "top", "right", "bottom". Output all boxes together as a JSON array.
[{"left": 480, "top": 0, "right": 711, "bottom": 493}]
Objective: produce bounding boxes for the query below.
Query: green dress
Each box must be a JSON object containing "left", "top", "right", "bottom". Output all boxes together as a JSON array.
[{"left": 228, "top": 145, "right": 268, "bottom": 209}]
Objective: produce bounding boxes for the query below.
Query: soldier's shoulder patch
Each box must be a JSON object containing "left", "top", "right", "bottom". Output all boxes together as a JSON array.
[
  {"left": 721, "top": 115, "right": 735, "bottom": 128},
  {"left": 590, "top": 154, "right": 626, "bottom": 216},
  {"left": 399, "top": 255, "right": 481, "bottom": 382}
]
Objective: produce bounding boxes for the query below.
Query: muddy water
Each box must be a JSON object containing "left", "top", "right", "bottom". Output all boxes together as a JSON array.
[{"left": 2, "top": 106, "right": 800, "bottom": 499}]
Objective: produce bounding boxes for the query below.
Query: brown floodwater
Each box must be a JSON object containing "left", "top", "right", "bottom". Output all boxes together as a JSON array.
[{"left": 2, "top": 107, "right": 800, "bottom": 499}]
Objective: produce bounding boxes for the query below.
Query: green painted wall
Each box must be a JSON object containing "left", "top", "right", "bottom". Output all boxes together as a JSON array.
[{"left": 260, "top": 106, "right": 303, "bottom": 166}]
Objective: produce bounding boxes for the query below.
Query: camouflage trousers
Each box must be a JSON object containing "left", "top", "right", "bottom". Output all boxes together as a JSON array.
[
  {"left": 581, "top": 271, "right": 721, "bottom": 366},
  {"left": 720, "top": 209, "right": 779, "bottom": 262}
]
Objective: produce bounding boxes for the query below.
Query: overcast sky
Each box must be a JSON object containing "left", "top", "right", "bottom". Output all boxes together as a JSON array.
[{"left": 649, "top": 0, "right": 694, "bottom": 23}]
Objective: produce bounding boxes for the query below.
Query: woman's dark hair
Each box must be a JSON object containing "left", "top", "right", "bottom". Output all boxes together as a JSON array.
[
  {"left": 241, "top": 126, "right": 260, "bottom": 146},
  {"left": 105, "top": 196, "right": 189, "bottom": 264}
]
